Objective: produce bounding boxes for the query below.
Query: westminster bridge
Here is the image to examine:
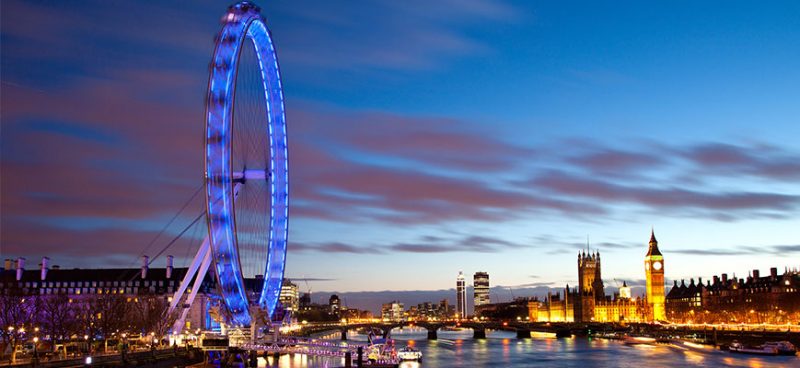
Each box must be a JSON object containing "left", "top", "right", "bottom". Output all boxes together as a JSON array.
[
  {"left": 296, "top": 320, "right": 800, "bottom": 345},
  {"left": 297, "top": 321, "right": 580, "bottom": 340}
]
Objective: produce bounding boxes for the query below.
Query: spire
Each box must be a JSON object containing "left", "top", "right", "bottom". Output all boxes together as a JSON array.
[{"left": 646, "top": 228, "right": 662, "bottom": 257}]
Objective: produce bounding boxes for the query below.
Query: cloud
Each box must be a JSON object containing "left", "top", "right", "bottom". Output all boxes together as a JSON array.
[
  {"left": 566, "top": 147, "right": 666, "bottom": 176},
  {"left": 290, "top": 242, "right": 383, "bottom": 254},
  {"left": 528, "top": 169, "right": 799, "bottom": 220},
  {"left": 291, "top": 234, "right": 533, "bottom": 255},
  {"left": 511, "top": 281, "right": 556, "bottom": 288},
  {"left": 682, "top": 143, "right": 800, "bottom": 181},
  {"left": 669, "top": 244, "right": 800, "bottom": 256},
  {"left": 284, "top": 277, "right": 337, "bottom": 282},
  {"left": 287, "top": 105, "right": 606, "bottom": 225},
  {"left": 270, "top": 0, "right": 518, "bottom": 74}
]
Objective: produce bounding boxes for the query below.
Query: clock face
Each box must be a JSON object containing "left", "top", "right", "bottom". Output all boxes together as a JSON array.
[{"left": 653, "top": 261, "right": 662, "bottom": 270}]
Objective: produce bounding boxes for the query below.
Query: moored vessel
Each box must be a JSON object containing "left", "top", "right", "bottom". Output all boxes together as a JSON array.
[
  {"left": 623, "top": 336, "right": 657, "bottom": 346},
  {"left": 763, "top": 341, "right": 797, "bottom": 356},
  {"left": 398, "top": 346, "right": 423, "bottom": 361},
  {"left": 729, "top": 342, "right": 778, "bottom": 356}
]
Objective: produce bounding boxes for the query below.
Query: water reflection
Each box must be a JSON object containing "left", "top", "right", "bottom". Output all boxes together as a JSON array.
[{"left": 299, "top": 331, "right": 800, "bottom": 368}]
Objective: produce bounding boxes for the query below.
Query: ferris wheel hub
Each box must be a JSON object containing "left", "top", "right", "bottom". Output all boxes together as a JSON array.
[{"left": 233, "top": 169, "right": 269, "bottom": 183}]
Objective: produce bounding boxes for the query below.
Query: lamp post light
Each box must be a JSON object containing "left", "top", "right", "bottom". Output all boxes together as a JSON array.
[{"left": 32, "top": 336, "right": 39, "bottom": 366}]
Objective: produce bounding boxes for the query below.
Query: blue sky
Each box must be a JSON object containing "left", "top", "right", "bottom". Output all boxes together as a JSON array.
[{"left": 2, "top": 1, "right": 799, "bottom": 304}]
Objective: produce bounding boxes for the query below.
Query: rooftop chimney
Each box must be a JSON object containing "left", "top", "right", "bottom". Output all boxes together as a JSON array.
[
  {"left": 713, "top": 275, "right": 720, "bottom": 285},
  {"left": 752, "top": 269, "right": 760, "bottom": 279},
  {"left": 722, "top": 273, "right": 728, "bottom": 283},
  {"left": 141, "top": 256, "right": 149, "bottom": 279},
  {"left": 770, "top": 267, "right": 778, "bottom": 278},
  {"left": 40, "top": 257, "right": 49, "bottom": 281},
  {"left": 3, "top": 259, "right": 10, "bottom": 271},
  {"left": 16, "top": 257, "right": 25, "bottom": 281},
  {"left": 166, "top": 255, "right": 174, "bottom": 279}
]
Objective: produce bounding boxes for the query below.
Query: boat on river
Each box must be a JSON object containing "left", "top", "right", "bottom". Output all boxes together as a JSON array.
[
  {"left": 763, "top": 341, "right": 797, "bottom": 356},
  {"left": 623, "top": 336, "right": 657, "bottom": 346},
  {"left": 397, "top": 346, "right": 423, "bottom": 361},
  {"left": 729, "top": 342, "right": 778, "bottom": 356}
]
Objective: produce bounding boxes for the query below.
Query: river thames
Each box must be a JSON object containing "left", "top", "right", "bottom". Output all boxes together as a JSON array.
[{"left": 254, "top": 328, "right": 799, "bottom": 368}]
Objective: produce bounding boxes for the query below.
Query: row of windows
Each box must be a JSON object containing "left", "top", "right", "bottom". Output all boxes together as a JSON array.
[
  {"left": 22, "top": 286, "right": 181, "bottom": 295},
  {"left": 3, "top": 280, "right": 177, "bottom": 288}
]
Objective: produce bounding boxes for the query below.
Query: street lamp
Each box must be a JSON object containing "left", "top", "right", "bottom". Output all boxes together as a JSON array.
[{"left": 33, "top": 336, "right": 39, "bottom": 365}]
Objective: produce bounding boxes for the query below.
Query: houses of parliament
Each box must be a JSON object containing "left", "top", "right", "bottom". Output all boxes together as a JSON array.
[
  {"left": 528, "top": 230, "right": 664, "bottom": 323},
  {"left": 528, "top": 229, "right": 800, "bottom": 324}
]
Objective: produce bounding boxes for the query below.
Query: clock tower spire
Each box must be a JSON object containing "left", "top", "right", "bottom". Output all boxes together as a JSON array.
[{"left": 645, "top": 228, "right": 666, "bottom": 321}]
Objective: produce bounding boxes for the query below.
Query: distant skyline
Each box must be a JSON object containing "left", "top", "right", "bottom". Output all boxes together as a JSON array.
[{"left": 2, "top": 1, "right": 799, "bottom": 294}]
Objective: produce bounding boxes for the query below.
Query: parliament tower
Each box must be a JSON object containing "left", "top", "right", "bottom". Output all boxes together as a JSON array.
[
  {"left": 644, "top": 229, "right": 666, "bottom": 321},
  {"left": 576, "top": 250, "right": 604, "bottom": 321}
]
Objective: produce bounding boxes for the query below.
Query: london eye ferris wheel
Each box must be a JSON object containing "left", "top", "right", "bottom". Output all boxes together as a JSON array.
[{"left": 202, "top": 1, "right": 288, "bottom": 328}]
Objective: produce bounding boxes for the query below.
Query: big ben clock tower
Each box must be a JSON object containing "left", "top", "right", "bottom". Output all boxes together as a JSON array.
[{"left": 644, "top": 229, "right": 666, "bottom": 321}]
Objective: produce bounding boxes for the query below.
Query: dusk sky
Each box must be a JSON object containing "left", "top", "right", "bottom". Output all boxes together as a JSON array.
[{"left": 2, "top": 0, "right": 799, "bottom": 303}]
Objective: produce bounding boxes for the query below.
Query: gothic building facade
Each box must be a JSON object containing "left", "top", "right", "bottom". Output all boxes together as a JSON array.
[
  {"left": 528, "top": 230, "right": 664, "bottom": 323},
  {"left": 666, "top": 267, "right": 800, "bottom": 324}
]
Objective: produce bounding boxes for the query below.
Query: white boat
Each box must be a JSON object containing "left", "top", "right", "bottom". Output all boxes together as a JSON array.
[
  {"left": 623, "top": 336, "right": 656, "bottom": 345},
  {"left": 763, "top": 341, "right": 797, "bottom": 356},
  {"left": 729, "top": 342, "right": 778, "bottom": 356},
  {"left": 397, "top": 346, "right": 422, "bottom": 361}
]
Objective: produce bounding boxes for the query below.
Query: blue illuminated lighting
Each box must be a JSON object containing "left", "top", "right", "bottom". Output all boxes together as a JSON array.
[{"left": 204, "top": 1, "right": 289, "bottom": 327}]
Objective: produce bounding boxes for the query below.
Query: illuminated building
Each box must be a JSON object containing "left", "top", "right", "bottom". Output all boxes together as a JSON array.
[
  {"left": 381, "top": 301, "right": 405, "bottom": 322},
  {"left": 644, "top": 230, "right": 666, "bottom": 320},
  {"left": 0, "top": 256, "right": 265, "bottom": 333},
  {"left": 456, "top": 271, "right": 466, "bottom": 319},
  {"left": 666, "top": 267, "right": 800, "bottom": 324},
  {"left": 619, "top": 281, "right": 631, "bottom": 299},
  {"left": 299, "top": 292, "right": 311, "bottom": 310},
  {"left": 530, "top": 231, "right": 662, "bottom": 323},
  {"left": 279, "top": 279, "right": 299, "bottom": 312},
  {"left": 527, "top": 287, "right": 573, "bottom": 322},
  {"left": 473, "top": 272, "right": 490, "bottom": 308},
  {"left": 574, "top": 249, "right": 604, "bottom": 321},
  {"left": 329, "top": 294, "right": 341, "bottom": 315}
]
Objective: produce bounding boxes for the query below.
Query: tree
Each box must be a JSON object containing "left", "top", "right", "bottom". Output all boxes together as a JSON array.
[
  {"left": 40, "top": 294, "right": 79, "bottom": 342},
  {"left": 131, "top": 296, "right": 174, "bottom": 344},
  {"left": 76, "top": 294, "right": 129, "bottom": 352},
  {"left": 0, "top": 292, "right": 39, "bottom": 363}
]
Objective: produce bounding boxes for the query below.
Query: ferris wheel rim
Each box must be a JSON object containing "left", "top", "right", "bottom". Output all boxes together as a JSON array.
[{"left": 203, "top": 1, "right": 289, "bottom": 328}]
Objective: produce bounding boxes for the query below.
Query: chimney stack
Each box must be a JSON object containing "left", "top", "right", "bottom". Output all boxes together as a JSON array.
[
  {"left": 752, "top": 269, "right": 760, "bottom": 279},
  {"left": 16, "top": 257, "right": 25, "bottom": 281},
  {"left": 713, "top": 275, "right": 720, "bottom": 285},
  {"left": 40, "top": 257, "right": 49, "bottom": 281},
  {"left": 770, "top": 267, "right": 778, "bottom": 278},
  {"left": 166, "top": 255, "right": 174, "bottom": 279},
  {"left": 3, "top": 259, "right": 10, "bottom": 271},
  {"left": 722, "top": 273, "right": 728, "bottom": 283},
  {"left": 141, "top": 256, "right": 149, "bottom": 279}
]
